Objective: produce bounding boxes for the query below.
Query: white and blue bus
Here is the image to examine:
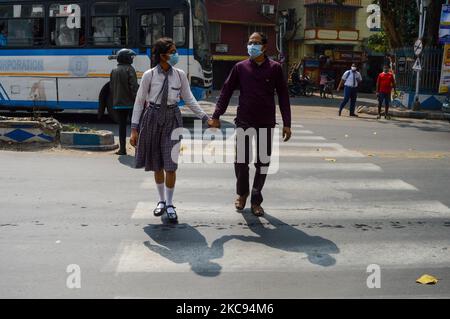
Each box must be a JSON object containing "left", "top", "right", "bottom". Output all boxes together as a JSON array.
[{"left": 0, "top": 0, "right": 212, "bottom": 119}]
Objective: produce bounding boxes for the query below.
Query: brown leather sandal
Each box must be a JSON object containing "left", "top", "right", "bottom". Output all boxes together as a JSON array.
[
  {"left": 234, "top": 193, "right": 249, "bottom": 211},
  {"left": 251, "top": 204, "right": 265, "bottom": 217}
]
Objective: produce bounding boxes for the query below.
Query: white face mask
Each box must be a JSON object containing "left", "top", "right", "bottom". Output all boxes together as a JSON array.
[{"left": 351, "top": 67, "right": 357, "bottom": 71}]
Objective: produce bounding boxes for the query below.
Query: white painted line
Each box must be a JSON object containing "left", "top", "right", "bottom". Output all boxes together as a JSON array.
[
  {"left": 275, "top": 142, "right": 347, "bottom": 149},
  {"left": 131, "top": 200, "right": 450, "bottom": 220},
  {"left": 284, "top": 136, "right": 326, "bottom": 141},
  {"left": 187, "top": 135, "right": 326, "bottom": 141},
  {"left": 132, "top": 202, "right": 152, "bottom": 219},
  {"left": 107, "top": 239, "right": 450, "bottom": 273},
  {"left": 179, "top": 142, "right": 365, "bottom": 158},
  {"left": 181, "top": 141, "right": 347, "bottom": 150},
  {"left": 178, "top": 151, "right": 365, "bottom": 159},
  {"left": 178, "top": 162, "right": 382, "bottom": 172},
  {"left": 275, "top": 151, "right": 365, "bottom": 158},
  {"left": 140, "top": 178, "right": 417, "bottom": 191}
]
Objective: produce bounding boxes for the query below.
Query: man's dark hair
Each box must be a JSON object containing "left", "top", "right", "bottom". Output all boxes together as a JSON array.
[
  {"left": 153, "top": 37, "right": 175, "bottom": 64},
  {"left": 252, "top": 32, "right": 268, "bottom": 45}
]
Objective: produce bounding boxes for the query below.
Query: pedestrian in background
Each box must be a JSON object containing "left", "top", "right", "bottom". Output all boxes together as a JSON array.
[
  {"left": 319, "top": 72, "right": 329, "bottom": 99},
  {"left": 130, "top": 37, "right": 216, "bottom": 223},
  {"left": 376, "top": 65, "right": 396, "bottom": 120},
  {"left": 110, "top": 48, "right": 138, "bottom": 155},
  {"left": 337, "top": 63, "right": 362, "bottom": 117}
]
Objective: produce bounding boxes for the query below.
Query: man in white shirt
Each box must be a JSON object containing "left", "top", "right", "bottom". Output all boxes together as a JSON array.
[{"left": 337, "top": 63, "right": 362, "bottom": 117}]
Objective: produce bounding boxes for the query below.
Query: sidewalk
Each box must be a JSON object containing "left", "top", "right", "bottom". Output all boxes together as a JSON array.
[
  {"left": 357, "top": 105, "right": 450, "bottom": 121},
  {"left": 204, "top": 90, "right": 450, "bottom": 121}
]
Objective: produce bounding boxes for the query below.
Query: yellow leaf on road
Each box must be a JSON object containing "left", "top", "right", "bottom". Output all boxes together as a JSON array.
[
  {"left": 416, "top": 274, "right": 438, "bottom": 285},
  {"left": 325, "top": 158, "right": 337, "bottom": 162}
]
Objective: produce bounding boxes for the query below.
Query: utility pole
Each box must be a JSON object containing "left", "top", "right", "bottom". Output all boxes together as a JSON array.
[
  {"left": 277, "top": 10, "right": 289, "bottom": 77},
  {"left": 414, "top": 0, "right": 430, "bottom": 110}
]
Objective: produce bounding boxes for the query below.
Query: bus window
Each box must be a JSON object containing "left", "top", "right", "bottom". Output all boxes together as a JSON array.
[
  {"left": 139, "top": 13, "right": 165, "bottom": 46},
  {"left": 0, "top": 4, "right": 44, "bottom": 47},
  {"left": 91, "top": 2, "right": 128, "bottom": 46},
  {"left": 191, "top": 0, "right": 210, "bottom": 68},
  {"left": 173, "top": 11, "right": 185, "bottom": 47},
  {"left": 49, "top": 3, "right": 85, "bottom": 47}
]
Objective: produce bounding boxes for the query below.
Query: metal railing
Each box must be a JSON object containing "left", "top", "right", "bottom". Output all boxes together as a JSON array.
[{"left": 393, "top": 46, "right": 443, "bottom": 95}]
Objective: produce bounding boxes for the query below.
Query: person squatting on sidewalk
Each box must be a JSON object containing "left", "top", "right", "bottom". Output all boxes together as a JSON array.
[
  {"left": 337, "top": 63, "right": 362, "bottom": 117},
  {"left": 376, "top": 65, "right": 397, "bottom": 120},
  {"left": 130, "top": 37, "right": 217, "bottom": 223},
  {"left": 109, "top": 48, "right": 139, "bottom": 155}
]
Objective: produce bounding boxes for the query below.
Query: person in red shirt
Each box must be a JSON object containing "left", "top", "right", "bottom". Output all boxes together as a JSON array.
[{"left": 376, "top": 65, "right": 396, "bottom": 120}]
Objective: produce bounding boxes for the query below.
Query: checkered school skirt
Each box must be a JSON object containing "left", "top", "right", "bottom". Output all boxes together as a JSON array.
[{"left": 135, "top": 104, "right": 183, "bottom": 172}]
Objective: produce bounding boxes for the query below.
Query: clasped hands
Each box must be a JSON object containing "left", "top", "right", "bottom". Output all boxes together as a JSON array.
[{"left": 207, "top": 118, "right": 221, "bottom": 129}]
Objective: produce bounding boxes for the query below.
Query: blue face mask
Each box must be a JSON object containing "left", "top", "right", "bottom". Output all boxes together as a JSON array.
[
  {"left": 168, "top": 52, "right": 179, "bottom": 66},
  {"left": 247, "top": 44, "right": 263, "bottom": 58}
]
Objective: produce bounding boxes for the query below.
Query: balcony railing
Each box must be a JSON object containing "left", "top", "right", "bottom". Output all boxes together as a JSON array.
[{"left": 304, "top": 0, "right": 362, "bottom": 6}]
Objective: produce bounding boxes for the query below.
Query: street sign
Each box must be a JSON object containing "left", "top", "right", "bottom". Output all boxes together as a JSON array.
[
  {"left": 414, "top": 39, "right": 423, "bottom": 56},
  {"left": 413, "top": 58, "right": 422, "bottom": 71}
]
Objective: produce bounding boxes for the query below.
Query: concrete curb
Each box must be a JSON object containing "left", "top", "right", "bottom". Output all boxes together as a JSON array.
[
  {"left": 357, "top": 106, "right": 450, "bottom": 121},
  {"left": 60, "top": 129, "right": 118, "bottom": 151},
  {"left": 62, "top": 143, "right": 119, "bottom": 151},
  {"left": 0, "top": 117, "right": 61, "bottom": 143}
]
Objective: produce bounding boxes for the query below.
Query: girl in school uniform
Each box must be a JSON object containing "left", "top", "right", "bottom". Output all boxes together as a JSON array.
[{"left": 130, "top": 37, "right": 216, "bottom": 223}]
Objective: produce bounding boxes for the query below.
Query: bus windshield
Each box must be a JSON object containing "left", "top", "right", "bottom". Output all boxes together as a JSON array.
[{"left": 191, "top": 0, "right": 210, "bottom": 70}]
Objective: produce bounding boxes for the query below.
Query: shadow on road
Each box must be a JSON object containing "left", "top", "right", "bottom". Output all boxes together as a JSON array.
[
  {"left": 118, "top": 155, "right": 135, "bottom": 168},
  {"left": 221, "top": 211, "right": 340, "bottom": 267},
  {"left": 143, "top": 222, "right": 227, "bottom": 277},
  {"left": 142, "top": 211, "right": 339, "bottom": 277}
]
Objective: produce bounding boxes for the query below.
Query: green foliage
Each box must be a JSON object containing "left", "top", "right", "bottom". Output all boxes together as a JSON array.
[
  {"left": 367, "top": 31, "right": 389, "bottom": 53},
  {"left": 377, "top": 0, "right": 445, "bottom": 48}
]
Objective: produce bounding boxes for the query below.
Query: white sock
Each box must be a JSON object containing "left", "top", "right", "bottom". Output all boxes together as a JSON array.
[
  {"left": 156, "top": 183, "right": 165, "bottom": 206},
  {"left": 165, "top": 186, "right": 175, "bottom": 206}
]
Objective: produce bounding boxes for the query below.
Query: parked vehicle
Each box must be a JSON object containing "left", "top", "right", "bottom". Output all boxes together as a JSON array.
[
  {"left": 323, "top": 80, "right": 335, "bottom": 99},
  {"left": 289, "top": 75, "right": 315, "bottom": 97},
  {"left": 0, "top": 0, "right": 212, "bottom": 123}
]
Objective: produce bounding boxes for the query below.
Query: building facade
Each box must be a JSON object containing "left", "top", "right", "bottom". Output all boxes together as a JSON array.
[
  {"left": 280, "top": 0, "right": 383, "bottom": 90},
  {"left": 206, "top": 0, "right": 278, "bottom": 89}
]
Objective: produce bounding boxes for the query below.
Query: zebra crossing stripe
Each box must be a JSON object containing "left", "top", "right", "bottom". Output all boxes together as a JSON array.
[
  {"left": 131, "top": 200, "right": 450, "bottom": 220},
  {"left": 176, "top": 162, "right": 382, "bottom": 172},
  {"left": 140, "top": 178, "right": 417, "bottom": 191},
  {"left": 105, "top": 238, "right": 450, "bottom": 273}
]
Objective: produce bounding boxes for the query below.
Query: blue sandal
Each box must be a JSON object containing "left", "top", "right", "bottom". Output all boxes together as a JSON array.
[
  {"left": 166, "top": 205, "right": 178, "bottom": 223},
  {"left": 153, "top": 201, "right": 166, "bottom": 217}
]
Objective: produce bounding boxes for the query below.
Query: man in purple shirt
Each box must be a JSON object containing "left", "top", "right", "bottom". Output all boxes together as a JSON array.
[{"left": 210, "top": 32, "right": 292, "bottom": 216}]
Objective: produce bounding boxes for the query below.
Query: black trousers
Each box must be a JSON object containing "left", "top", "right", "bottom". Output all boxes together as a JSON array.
[
  {"left": 116, "top": 109, "right": 130, "bottom": 152},
  {"left": 234, "top": 123, "right": 274, "bottom": 205}
]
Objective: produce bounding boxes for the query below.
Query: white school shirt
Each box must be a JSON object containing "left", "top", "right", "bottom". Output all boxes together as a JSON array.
[
  {"left": 341, "top": 70, "right": 362, "bottom": 88},
  {"left": 131, "top": 65, "right": 209, "bottom": 128}
]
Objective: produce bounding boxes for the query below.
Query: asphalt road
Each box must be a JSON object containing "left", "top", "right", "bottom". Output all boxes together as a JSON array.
[{"left": 1, "top": 99, "right": 450, "bottom": 298}]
